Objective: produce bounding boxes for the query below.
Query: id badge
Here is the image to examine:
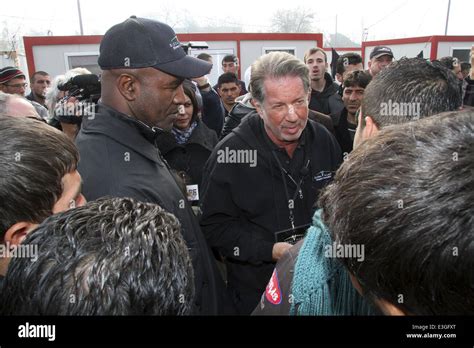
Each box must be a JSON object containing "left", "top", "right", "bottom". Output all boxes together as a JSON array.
[{"left": 186, "top": 184, "right": 199, "bottom": 202}]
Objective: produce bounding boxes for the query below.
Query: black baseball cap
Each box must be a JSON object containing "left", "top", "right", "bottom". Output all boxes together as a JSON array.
[
  {"left": 369, "top": 46, "right": 394, "bottom": 60},
  {"left": 98, "top": 16, "right": 212, "bottom": 78}
]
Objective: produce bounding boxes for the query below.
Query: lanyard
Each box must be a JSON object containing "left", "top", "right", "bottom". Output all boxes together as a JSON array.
[{"left": 271, "top": 150, "right": 310, "bottom": 231}]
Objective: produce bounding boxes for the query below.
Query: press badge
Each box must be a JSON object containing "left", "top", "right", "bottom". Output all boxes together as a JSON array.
[{"left": 186, "top": 184, "right": 199, "bottom": 202}]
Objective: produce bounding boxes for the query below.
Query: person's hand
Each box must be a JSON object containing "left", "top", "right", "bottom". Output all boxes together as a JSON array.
[
  {"left": 192, "top": 76, "right": 207, "bottom": 85},
  {"left": 272, "top": 242, "right": 292, "bottom": 261},
  {"left": 192, "top": 76, "right": 211, "bottom": 92}
]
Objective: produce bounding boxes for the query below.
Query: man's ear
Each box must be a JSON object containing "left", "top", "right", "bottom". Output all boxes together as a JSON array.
[
  {"left": 363, "top": 115, "right": 379, "bottom": 140},
  {"left": 368, "top": 60, "right": 372, "bottom": 69},
  {"left": 4, "top": 222, "right": 38, "bottom": 246},
  {"left": 116, "top": 74, "right": 138, "bottom": 101},
  {"left": 252, "top": 100, "right": 265, "bottom": 119}
]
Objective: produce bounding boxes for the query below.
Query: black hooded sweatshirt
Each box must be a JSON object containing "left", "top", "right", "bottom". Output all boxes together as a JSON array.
[
  {"left": 309, "top": 73, "right": 345, "bottom": 126},
  {"left": 200, "top": 112, "right": 341, "bottom": 314}
]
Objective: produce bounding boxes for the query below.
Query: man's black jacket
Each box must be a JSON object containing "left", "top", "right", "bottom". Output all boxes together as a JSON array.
[
  {"left": 200, "top": 112, "right": 341, "bottom": 314},
  {"left": 309, "top": 73, "right": 344, "bottom": 126},
  {"left": 75, "top": 103, "right": 226, "bottom": 315}
]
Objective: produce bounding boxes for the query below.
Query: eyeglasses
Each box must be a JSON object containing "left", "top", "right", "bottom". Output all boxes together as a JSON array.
[{"left": 4, "top": 83, "right": 28, "bottom": 89}]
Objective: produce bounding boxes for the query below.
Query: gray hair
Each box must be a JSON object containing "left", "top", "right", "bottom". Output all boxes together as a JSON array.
[
  {"left": 45, "top": 67, "right": 92, "bottom": 119},
  {"left": 0, "top": 92, "right": 11, "bottom": 116},
  {"left": 0, "top": 92, "right": 25, "bottom": 116},
  {"left": 250, "top": 52, "right": 310, "bottom": 104}
]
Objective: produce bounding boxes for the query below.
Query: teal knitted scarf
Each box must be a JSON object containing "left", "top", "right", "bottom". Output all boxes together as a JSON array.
[{"left": 289, "top": 210, "right": 376, "bottom": 315}]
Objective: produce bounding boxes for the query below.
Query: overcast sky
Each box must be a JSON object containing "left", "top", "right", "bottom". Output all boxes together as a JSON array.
[{"left": 1, "top": 0, "right": 472, "bottom": 45}]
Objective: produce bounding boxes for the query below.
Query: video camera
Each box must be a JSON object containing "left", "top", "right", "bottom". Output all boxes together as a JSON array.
[
  {"left": 181, "top": 41, "right": 209, "bottom": 55},
  {"left": 58, "top": 74, "right": 101, "bottom": 103},
  {"left": 52, "top": 74, "right": 101, "bottom": 127}
]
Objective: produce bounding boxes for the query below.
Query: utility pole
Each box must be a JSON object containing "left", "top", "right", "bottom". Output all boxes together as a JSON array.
[
  {"left": 334, "top": 15, "right": 338, "bottom": 47},
  {"left": 77, "top": 0, "right": 84, "bottom": 35},
  {"left": 444, "top": 0, "right": 451, "bottom": 35}
]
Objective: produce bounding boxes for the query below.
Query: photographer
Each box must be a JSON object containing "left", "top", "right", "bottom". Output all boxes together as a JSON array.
[{"left": 46, "top": 68, "right": 101, "bottom": 140}]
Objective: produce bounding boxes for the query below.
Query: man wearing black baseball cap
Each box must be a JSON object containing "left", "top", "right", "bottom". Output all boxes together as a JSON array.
[
  {"left": 76, "top": 16, "right": 229, "bottom": 315},
  {"left": 367, "top": 46, "right": 394, "bottom": 77}
]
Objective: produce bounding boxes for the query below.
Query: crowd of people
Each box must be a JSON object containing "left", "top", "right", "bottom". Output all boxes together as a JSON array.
[{"left": 0, "top": 15, "right": 472, "bottom": 316}]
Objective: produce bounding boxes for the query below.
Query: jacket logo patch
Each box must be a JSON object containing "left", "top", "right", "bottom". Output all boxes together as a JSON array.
[
  {"left": 313, "top": 171, "right": 333, "bottom": 182},
  {"left": 265, "top": 269, "right": 282, "bottom": 305}
]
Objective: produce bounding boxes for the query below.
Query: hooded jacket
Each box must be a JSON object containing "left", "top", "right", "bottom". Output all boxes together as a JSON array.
[
  {"left": 75, "top": 103, "right": 225, "bottom": 315},
  {"left": 309, "top": 73, "right": 345, "bottom": 126},
  {"left": 220, "top": 93, "right": 254, "bottom": 139},
  {"left": 200, "top": 112, "right": 341, "bottom": 314}
]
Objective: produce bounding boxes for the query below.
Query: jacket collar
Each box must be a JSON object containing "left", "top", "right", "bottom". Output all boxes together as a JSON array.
[{"left": 80, "top": 103, "right": 164, "bottom": 164}]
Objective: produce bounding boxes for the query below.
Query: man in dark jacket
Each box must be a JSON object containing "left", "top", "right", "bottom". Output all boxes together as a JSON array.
[
  {"left": 26, "top": 71, "right": 50, "bottom": 109},
  {"left": 75, "top": 16, "right": 227, "bottom": 315},
  {"left": 254, "top": 57, "right": 463, "bottom": 316},
  {"left": 304, "top": 48, "right": 345, "bottom": 126},
  {"left": 200, "top": 52, "right": 342, "bottom": 315},
  {"left": 220, "top": 92, "right": 254, "bottom": 139},
  {"left": 334, "top": 70, "right": 372, "bottom": 155}
]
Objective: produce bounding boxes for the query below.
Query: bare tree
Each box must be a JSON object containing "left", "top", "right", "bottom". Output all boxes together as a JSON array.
[
  {"left": 271, "top": 7, "right": 316, "bottom": 33},
  {"left": 140, "top": 2, "right": 183, "bottom": 29},
  {"left": 327, "top": 33, "right": 360, "bottom": 47}
]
